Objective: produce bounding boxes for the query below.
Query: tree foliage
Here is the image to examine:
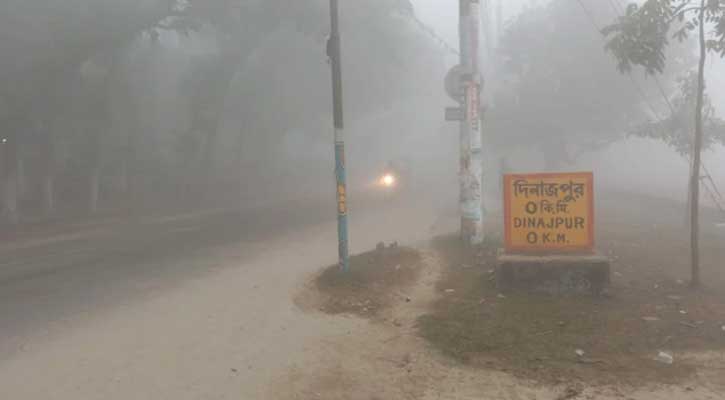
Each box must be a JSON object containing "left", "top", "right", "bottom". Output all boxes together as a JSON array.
[
  {"left": 603, "top": 0, "right": 725, "bottom": 156},
  {"left": 602, "top": 0, "right": 725, "bottom": 288},
  {"left": 487, "top": 0, "right": 690, "bottom": 167},
  {"left": 0, "top": 0, "right": 446, "bottom": 219},
  {"left": 604, "top": 0, "right": 725, "bottom": 74},
  {"left": 630, "top": 71, "right": 725, "bottom": 155}
]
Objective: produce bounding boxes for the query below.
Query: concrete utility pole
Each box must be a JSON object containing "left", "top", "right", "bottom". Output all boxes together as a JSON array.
[
  {"left": 496, "top": 0, "right": 503, "bottom": 44},
  {"left": 482, "top": 0, "right": 494, "bottom": 72},
  {"left": 327, "top": 0, "right": 349, "bottom": 272},
  {"left": 459, "top": 0, "right": 484, "bottom": 245}
]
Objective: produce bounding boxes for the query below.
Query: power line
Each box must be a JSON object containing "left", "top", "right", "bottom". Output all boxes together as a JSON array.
[
  {"left": 606, "top": 0, "right": 623, "bottom": 18},
  {"left": 652, "top": 75, "right": 678, "bottom": 118},
  {"left": 408, "top": 14, "right": 460, "bottom": 56},
  {"left": 702, "top": 163, "right": 723, "bottom": 199},
  {"left": 702, "top": 163, "right": 724, "bottom": 209},
  {"left": 575, "top": 0, "right": 602, "bottom": 32},
  {"left": 609, "top": 0, "right": 625, "bottom": 15},
  {"left": 703, "top": 180, "right": 725, "bottom": 213},
  {"left": 628, "top": 73, "right": 663, "bottom": 119}
]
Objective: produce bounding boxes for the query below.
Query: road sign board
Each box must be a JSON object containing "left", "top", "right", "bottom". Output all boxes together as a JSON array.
[
  {"left": 444, "top": 65, "right": 465, "bottom": 102},
  {"left": 444, "top": 107, "right": 464, "bottom": 121},
  {"left": 504, "top": 172, "right": 594, "bottom": 253}
]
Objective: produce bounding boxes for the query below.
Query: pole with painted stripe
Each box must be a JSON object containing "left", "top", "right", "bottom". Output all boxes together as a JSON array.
[
  {"left": 328, "top": 0, "right": 349, "bottom": 272},
  {"left": 459, "top": 0, "right": 484, "bottom": 245}
]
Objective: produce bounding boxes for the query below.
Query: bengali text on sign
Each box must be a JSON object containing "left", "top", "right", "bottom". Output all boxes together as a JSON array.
[{"left": 504, "top": 172, "right": 594, "bottom": 252}]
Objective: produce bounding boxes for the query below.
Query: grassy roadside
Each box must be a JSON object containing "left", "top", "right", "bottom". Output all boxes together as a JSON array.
[
  {"left": 417, "top": 234, "right": 725, "bottom": 386},
  {"left": 314, "top": 244, "right": 422, "bottom": 317}
]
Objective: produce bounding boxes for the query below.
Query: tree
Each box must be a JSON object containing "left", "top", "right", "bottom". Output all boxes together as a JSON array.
[
  {"left": 0, "top": 0, "right": 179, "bottom": 219},
  {"left": 486, "top": 0, "right": 690, "bottom": 169},
  {"left": 603, "top": 0, "right": 725, "bottom": 288},
  {"left": 187, "top": 0, "right": 445, "bottom": 186},
  {"left": 0, "top": 0, "right": 445, "bottom": 221},
  {"left": 630, "top": 72, "right": 725, "bottom": 157}
]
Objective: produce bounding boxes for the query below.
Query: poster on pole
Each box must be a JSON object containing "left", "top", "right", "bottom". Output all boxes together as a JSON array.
[{"left": 503, "top": 172, "right": 594, "bottom": 253}]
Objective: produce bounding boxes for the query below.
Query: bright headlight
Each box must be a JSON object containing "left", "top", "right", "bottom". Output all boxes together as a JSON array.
[{"left": 381, "top": 174, "right": 396, "bottom": 187}]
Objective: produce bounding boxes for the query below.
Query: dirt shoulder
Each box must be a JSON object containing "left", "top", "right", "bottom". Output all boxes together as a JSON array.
[
  {"left": 281, "top": 193, "right": 725, "bottom": 399},
  {"left": 419, "top": 234, "right": 725, "bottom": 388},
  {"left": 297, "top": 244, "right": 422, "bottom": 319}
]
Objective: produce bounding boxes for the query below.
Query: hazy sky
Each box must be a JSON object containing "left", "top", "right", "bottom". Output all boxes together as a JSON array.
[
  {"left": 412, "top": 0, "right": 531, "bottom": 48},
  {"left": 411, "top": 0, "right": 724, "bottom": 115},
  {"left": 411, "top": 0, "right": 459, "bottom": 46}
]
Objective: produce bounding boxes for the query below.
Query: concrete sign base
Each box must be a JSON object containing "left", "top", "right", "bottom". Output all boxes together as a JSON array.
[{"left": 496, "top": 251, "right": 610, "bottom": 296}]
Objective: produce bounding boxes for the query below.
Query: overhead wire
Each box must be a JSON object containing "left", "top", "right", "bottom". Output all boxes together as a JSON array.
[
  {"left": 408, "top": 13, "right": 460, "bottom": 56},
  {"left": 607, "top": 0, "right": 624, "bottom": 16}
]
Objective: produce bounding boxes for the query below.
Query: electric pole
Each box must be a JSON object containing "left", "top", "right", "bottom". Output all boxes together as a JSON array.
[
  {"left": 496, "top": 0, "right": 503, "bottom": 45},
  {"left": 327, "top": 0, "right": 349, "bottom": 272},
  {"left": 459, "top": 0, "right": 484, "bottom": 245},
  {"left": 482, "top": 0, "right": 494, "bottom": 73}
]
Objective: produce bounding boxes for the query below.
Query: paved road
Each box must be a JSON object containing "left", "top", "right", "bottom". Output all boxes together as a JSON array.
[
  {"left": 0, "top": 191, "right": 450, "bottom": 399},
  {"left": 0, "top": 198, "right": 340, "bottom": 358}
]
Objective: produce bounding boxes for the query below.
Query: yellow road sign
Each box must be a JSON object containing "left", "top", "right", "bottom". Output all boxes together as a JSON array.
[{"left": 504, "top": 172, "right": 594, "bottom": 253}]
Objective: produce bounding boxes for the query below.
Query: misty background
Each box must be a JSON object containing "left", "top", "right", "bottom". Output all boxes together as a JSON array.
[
  {"left": 414, "top": 0, "right": 725, "bottom": 206},
  {"left": 0, "top": 0, "right": 723, "bottom": 226}
]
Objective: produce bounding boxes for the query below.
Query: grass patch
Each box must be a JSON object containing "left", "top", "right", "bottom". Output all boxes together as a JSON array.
[
  {"left": 418, "top": 234, "right": 725, "bottom": 386},
  {"left": 315, "top": 244, "right": 421, "bottom": 317}
]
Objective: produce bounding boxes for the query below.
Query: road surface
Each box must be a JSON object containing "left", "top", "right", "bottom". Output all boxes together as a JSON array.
[{"left": 0, "top": 192, "right": 449, "bottom": 399}]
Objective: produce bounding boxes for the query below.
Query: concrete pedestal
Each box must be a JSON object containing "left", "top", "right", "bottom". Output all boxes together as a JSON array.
[{"left": 496, "top": 251, "right": 610, "bottom": 295}]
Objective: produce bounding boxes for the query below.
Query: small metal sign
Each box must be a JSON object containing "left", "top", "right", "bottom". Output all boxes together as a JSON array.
[
  {"left": 445, "top": 107, "right": 464, "bottom": 121},
  {"left": 444, "top": 65, "right": 465, "bottom": 103}
]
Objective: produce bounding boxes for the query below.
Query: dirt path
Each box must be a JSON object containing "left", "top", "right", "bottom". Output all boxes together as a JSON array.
[
  {"left": 1, "top": 190, "right": 722, "bottom": 399},
  {"left": 276, "top": 242, "right": 725, "bottom": 400},
  {"left": 0, "top": 197, "right": 447, "bottom": 399},
  {"left": 274, "top": 248, "right": 561, "bottom": 400}
]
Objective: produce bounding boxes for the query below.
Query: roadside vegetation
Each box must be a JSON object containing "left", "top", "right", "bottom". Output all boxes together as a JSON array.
[
  {"left": 418, "top": 193, "right": 725, "bottom": 386},
  {"left": 312, "top": 244, "right": 422, "bottom": 318}
]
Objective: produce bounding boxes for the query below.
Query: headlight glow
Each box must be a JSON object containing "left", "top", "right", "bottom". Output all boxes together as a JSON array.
[{"left": 381, "top": 174, "right": 396, "bottom": 187}]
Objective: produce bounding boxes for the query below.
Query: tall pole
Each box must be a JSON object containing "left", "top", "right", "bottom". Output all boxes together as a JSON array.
[
  {"left": 690, "top": 1, "right": 707, "bottom": 288},
  {"left": 328, "top": 0, "right": 349, "bottom": 272},
  {"left": 496, "top": 0, "right": 503, "bottom": 45},
  {"left": 459, "top": 0, "right": 484, "bottom": 245},
  {"left": 482, "top": 0, "right": 494, "bottom": 73}
]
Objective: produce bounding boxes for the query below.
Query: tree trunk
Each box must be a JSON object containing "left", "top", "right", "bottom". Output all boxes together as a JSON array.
[
  {"left": 41, "top": 128, "right": 55, "bottom": 216},
  {"left": 17, "top": 151, "right": 26, "bottom": 200},
  {"left": 119, "top": 160, "right": 129, "bottom": 196},
  {"left": 2, "top": 132, "right": 20, "bottom": 224},
  {"left": 89, "top": 167, "right": 100, "bottom": 215},
  {"left": 3, "top": 172, "right": 19, "bottom": 225},
  {"left": 43, "top": 175, "right": 55, "bottom": 216},
  {"left": 201, "top": 128, "right": 218, "bottom": 203},
  {"left": 203, "top": 129, "right": 217, "bottom": 179},
  {"left": 122, "top": 130, "right": 137, "bottom": 208},
  {"left": 685, "top": 170, "right": 692, "bottom": 228},
  {"left": 88, "top": 125, "right": 103, "bottom": 215},
  {"left": 689, "top": 1, "right": 707, "bottom": 288},
  {"left": 236, "top": 126, "right": 247, "bottom": 199}
]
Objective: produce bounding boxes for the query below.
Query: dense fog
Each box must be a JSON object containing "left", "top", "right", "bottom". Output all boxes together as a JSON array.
[{"left": 0, "top": 0, "right": 722, "bottom": 224}]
